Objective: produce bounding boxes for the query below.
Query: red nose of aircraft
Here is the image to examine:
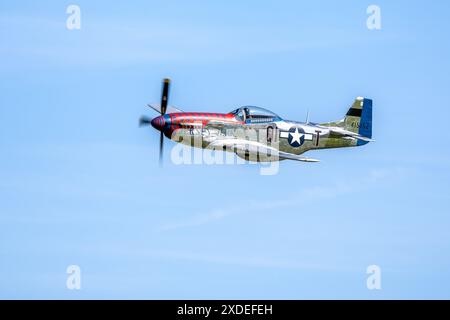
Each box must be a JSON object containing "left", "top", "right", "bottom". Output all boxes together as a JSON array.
[{"left": 151, "top": 115, "right": 165, "bottom": 131}]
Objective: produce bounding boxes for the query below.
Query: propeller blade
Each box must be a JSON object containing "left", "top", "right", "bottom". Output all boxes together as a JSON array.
[
  {"left": 160, "top": 78, "right": 170, "bottom": 115},
  {"left": 140, "top": 78, "right": 171, "bottom": 166},
  {"left": 159, "top": 131, "right": 164, "bottom": 166},
  {"left": 139, "top": 116, "right": 152, "bottom": 127}
]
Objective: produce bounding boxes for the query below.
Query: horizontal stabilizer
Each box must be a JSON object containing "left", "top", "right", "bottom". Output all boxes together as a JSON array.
[{"left": 326, "top": 127, "right": 375, "bottom": 142}]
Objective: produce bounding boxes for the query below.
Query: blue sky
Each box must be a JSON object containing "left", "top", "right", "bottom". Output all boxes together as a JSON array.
[{"left": 1, "top": 0, "right": 450, "bottom": 299}]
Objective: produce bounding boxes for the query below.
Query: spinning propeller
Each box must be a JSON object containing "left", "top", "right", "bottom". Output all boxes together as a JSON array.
[{"left": 139, "top": 78, "right": 170, "bottom": 166}]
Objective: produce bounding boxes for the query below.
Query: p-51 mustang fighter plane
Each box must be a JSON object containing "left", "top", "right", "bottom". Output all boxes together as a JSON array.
[{"left": 140, "top": 79, "right": 373, "bottom": 164}]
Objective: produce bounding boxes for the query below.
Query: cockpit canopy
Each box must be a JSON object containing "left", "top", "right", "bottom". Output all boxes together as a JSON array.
[{"left": 229, "top": 106, "right": 281, "bottom": 123}]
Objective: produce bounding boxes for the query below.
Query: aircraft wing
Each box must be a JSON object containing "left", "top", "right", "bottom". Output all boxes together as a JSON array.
[
  {"left": 324, "top": 126, "right": 375, "bottom": 142},
  {"left": 147, "top": 103, "right": 184, "bottom": 114},
  {"left": 276, "top": 150, "right": 320, "bottom": 162},
  {"left": 207, "top": 138, "right": 320, "bottom": 163}
]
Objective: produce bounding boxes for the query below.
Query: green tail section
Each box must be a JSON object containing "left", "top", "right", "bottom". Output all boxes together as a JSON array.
[
  {"left": 322, "top": 97, "right": 373, "bottom": 139},
  {"left": 343, "top": 97, "right": 372, "bottom": 139}
]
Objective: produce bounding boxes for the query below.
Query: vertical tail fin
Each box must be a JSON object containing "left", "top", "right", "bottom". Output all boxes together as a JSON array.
[{"left": 344, "top": 97, "right": 373, "bottom": 144}]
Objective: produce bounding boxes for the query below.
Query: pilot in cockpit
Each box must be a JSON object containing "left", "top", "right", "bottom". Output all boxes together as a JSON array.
[{"left": 243, "top": 107, "right": 250, "bottom": 121}]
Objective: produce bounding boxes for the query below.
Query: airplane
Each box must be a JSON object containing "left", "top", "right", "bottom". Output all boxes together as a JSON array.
[{"left": 139, "top": 78, "right": 373, "bottom": 164}]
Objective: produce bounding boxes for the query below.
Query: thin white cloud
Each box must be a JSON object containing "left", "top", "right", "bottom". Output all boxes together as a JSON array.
[{"left": 157, "top": 166, "right": 411, "bottom": 231}]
